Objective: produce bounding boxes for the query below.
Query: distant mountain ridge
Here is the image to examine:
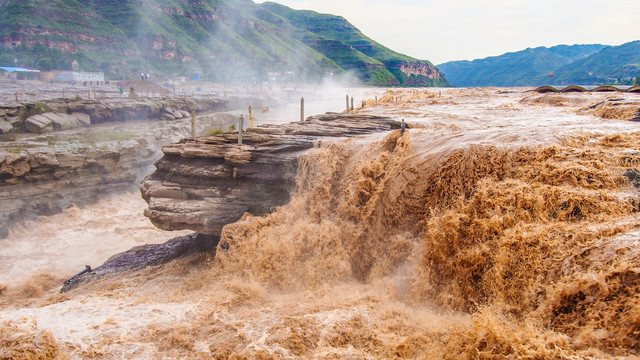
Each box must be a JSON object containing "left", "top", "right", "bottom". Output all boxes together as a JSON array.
[
  {"left": 438, "top": 44, "right": 608, "bottom": 87},
  {"left": 553, "top": 41, "right": 640, "bottom": 85},
  {"left": 0, "top": 0, "right": 448, "bottom": 85}
]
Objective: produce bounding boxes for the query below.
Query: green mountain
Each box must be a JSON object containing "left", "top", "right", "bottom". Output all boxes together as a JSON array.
[
  {"left": 552, "top": 41, "right": 640, "bottom": 85},
  {"left": 261, "top": 2, "right": 446, "bottom": 86},
  {"left": 438, "top": 44, "right": 607, "bottom": 87},
  {"left": 0, "top": 0, "right": 447, "bottom": 86}
]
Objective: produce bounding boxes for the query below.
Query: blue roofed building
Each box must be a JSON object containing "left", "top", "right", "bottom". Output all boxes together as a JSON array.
[{"left": 0, "top": 66, "right": 40, "bottom": 79}]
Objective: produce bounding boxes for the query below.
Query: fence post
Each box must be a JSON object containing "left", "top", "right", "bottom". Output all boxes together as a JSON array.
[
  {"left": 191, "top": 110, "right": 196, "bottom": 137},
  {"left": 15, "top": 92, "right": 18, "bottom": 104},
  {"left": 88, "top": 90, "right": 91, "bottom": 100},
  {"left": 238, "top": 115, "right": 244, "bottom": 145},
  {"left": 300, "top": 97, "right": 304, "bottom": 121},
  {"left": 249, "top": 106, "right": 254, "bottom": 128},
  {"left": 351, "top": 97, "right": 354, "bottom": 111},
  {"left": 346, "top": 95, "right": 349, "bottom": 112}
]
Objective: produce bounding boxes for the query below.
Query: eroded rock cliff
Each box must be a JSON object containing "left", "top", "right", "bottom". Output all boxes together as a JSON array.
[{"left": 141, "top": 113, "right": 404, "bottom": 235}]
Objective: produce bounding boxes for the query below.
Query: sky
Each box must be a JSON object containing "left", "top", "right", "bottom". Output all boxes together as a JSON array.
[{"left": 258, "top": 0, "right": 640, "bottom": 64}]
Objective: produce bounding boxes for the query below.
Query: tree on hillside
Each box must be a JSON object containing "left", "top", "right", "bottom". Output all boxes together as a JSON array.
[{"left": 0, "top": 53, "right": 15, "bottom": 66}]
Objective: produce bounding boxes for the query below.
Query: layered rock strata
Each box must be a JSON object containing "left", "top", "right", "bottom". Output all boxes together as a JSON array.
[
  {"left": 141, "top": 113, "right": 403, "bottom": 235},
  {"left": 0, "top": 96, "right": 260, "bottom": 134}
]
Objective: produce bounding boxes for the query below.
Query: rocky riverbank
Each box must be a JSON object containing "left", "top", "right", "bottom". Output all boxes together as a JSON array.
[
  {"left": 0, "top": 95, "right": 266, "bottom": 237},
  {"left": 0, "top": 96, "right": 267, "bottom": 135}
]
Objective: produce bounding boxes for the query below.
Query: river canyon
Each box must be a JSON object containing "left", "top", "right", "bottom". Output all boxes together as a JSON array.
[{"left": 2, "top": 85, "right": 640, "bottom": 359}]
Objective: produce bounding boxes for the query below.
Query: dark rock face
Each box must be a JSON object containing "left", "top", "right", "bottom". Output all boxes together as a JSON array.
[
  {"left": 60, "top": 233, "right": 219, "bottom": 292},
  {"left": 141, "top": 113, "right": 403, "bottom": 235},
  {"left": 624, "top": 168, "right": 640, "bottom": 188}
]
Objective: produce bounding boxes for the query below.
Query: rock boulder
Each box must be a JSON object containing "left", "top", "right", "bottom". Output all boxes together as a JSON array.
[
  {"left": 71, "top": 112, "right": 91, "bottom": 126},
  {"left": 41, "top": 113, "right": 83, "bottom": 130},
  {"left": 0, "top": 119, "right": 12, "bottom": 134},
  {"left": 24, "top": 114, "right": 53, "bottom": 133}
]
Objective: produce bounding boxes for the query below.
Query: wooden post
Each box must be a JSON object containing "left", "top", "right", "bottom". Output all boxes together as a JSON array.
[
  {"left": 191, "top": 110, "right": 196, "bottom": 137},
  {"left": 88, "top": 90, "right": 91, "bottom": 99},
  {"left": 238, "top": 115, "right": 244, "bottom": 145},
  {"left": 300, "top": 97, "right": 304, "bottom": 121},
  {"left": 93, "top": 90, "right": 96, "bottom": 99},
  {"left": 15, "top": 92, "right": 18, "bottom": 104},
  {"left": 351, "top": 97, "right": 354, "bottom": 111},
  {"left": 248, "top": 106, "right": 254, "bottom": 128},
  {"left": 346, "top": 95, "right": 349, "bottom": 111}
]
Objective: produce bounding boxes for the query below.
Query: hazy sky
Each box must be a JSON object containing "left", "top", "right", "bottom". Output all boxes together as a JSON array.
[{"left": 259, "top": 0, "right": 640, "bottom": 64}]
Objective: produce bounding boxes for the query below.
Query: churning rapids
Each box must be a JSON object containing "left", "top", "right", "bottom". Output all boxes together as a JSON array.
[{"left": 2, "top": 87, "right": 640, "bottom": 359}]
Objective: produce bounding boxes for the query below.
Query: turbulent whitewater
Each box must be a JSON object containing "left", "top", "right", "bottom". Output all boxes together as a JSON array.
[{"left": 2, "top": 88, "right": 640, "bottom": 359}]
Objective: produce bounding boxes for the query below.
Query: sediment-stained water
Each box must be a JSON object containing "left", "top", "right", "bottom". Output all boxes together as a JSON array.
[
  {"left": 2, "top": 88, "right": 640, "bottom": 359},
  {"left": 0, "top": 192, "right": 192, "bottom": 286}
]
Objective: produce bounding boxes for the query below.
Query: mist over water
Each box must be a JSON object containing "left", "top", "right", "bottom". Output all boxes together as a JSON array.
[
  {"left": 0, "top": 192, "right": 192, "bottom": 285},
  {"left": 233, "top": 82, "right": 385, "bottom": 127},
  {"left": 2, "top": 88, "right": 640, "bottom": 358}
]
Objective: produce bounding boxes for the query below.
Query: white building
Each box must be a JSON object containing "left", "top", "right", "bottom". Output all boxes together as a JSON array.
[{"left": 55, "top": 71, "right": 104, "bottom": 83}]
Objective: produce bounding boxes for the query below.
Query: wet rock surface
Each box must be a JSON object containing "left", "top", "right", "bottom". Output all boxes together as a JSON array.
[
  {"left": 141, "top": 113, "right": 404, "bottom": 235},
  {"left": 624, "top": 168, "right": 640, "bottom": 188},
  {"left": 579, "top": 98, "right": 640, "bottom": 121},
  {"left": 60, "top": 232, "right": 219, "bottom": 292}
]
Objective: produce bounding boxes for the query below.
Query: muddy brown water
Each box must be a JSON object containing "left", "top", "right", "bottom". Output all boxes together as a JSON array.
[{"left": 2, "top": 87, "right": 640, "bottom": 359}]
